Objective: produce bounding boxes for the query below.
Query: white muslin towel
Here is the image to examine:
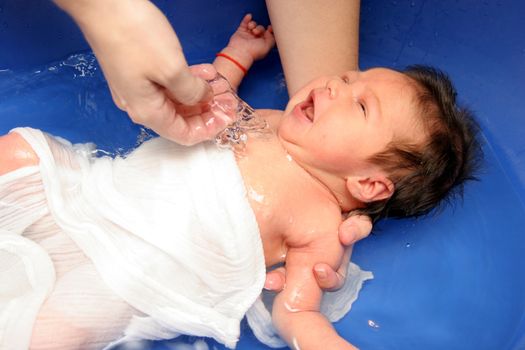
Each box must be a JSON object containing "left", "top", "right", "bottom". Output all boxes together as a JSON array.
[{"left": 0, "top": 127, "right": 372, "bottom": 349}]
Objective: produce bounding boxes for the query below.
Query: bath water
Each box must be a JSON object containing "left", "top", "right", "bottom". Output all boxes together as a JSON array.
[
  {"left": 0, "top": 52, "right": 142, "bottom": 155},
  {"left": 0, "top": 52, "right": 269, "bottom": 157}
]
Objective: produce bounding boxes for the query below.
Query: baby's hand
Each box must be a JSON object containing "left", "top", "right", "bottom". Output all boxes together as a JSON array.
[{"left": 227, "top": 14, "right": 275, "bottom": 62}]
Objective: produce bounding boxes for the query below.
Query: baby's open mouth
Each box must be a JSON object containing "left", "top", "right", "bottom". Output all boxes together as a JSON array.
[{"left": 301, "top": 93, "right": 315, "bottom": 121}]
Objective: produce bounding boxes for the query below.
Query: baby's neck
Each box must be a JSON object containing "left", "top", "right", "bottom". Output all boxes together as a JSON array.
[
  {"left": 239, "top": 109, "right": 340, "bottom": 205},
  {"left": 234, "top": 109, "right": 342, "bottom": 266}
]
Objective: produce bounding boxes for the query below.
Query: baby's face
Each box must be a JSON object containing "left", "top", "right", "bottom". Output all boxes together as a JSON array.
[{"left": 278, "top": 68, "right": 425, "bottom": 178}]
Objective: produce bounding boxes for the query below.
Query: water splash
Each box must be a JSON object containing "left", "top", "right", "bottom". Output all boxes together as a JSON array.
[
  {"left": 135, "top": 127, "right": 155, "bottom": 146},
  {"left": 62, "top": 53, "right": 98, "bottom": 78},
  {"left": 206, "top": 73, "right": 270, "bottom": 151}
]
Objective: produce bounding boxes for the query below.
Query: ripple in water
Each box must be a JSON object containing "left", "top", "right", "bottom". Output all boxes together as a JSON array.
[{"left": 0, "top": 52, "right": 157, "bottom": 156}]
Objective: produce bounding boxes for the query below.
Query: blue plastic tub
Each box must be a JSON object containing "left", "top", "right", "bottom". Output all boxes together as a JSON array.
[{"left": 1, "top": 1, "right": 524, "bottom": 349}]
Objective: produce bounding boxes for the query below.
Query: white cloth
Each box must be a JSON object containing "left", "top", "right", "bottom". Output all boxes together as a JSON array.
[{"left": 0, "top": 127, "right": 372, "bottom": 349}]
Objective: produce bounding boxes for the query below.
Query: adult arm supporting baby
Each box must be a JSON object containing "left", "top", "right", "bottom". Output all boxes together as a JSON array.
[{"left": 272, "top": 240, "right": 358, "bottom": 349}]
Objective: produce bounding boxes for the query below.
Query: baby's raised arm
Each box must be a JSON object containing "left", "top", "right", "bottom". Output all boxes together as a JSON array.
[
  {"left": 272, "top": 234, "right": 358, "bottom": 350},
  {"left": 213, "top": 14, "right": 274, "bottom": 90}
]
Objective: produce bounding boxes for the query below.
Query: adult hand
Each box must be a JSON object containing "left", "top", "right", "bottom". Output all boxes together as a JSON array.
[
  {"left": 54, "top": 0, "right": 221, "bottom": 144},
  {"left": 264, "top": 214, "right": 372, "bottom": 292},
  {"left": 167, "top": 64, "right": 238, "bottom": 145}
]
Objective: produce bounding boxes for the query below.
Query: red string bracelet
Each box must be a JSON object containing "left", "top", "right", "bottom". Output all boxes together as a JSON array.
[{"left": 216, "top": 52, "right": 248, "bottom": 75}]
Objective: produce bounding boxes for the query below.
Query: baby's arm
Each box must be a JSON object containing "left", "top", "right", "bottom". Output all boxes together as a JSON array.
[
  {"left": 213, "top": 14, "right": 274, "bottom": 90},
  {"left": 272, "top": 239, "right": 358, "bottom": 350}
]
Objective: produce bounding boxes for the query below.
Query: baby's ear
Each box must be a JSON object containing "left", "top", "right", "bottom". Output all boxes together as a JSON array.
[{"left": 346, "top": 175, "right": 394, "bottom": 203}]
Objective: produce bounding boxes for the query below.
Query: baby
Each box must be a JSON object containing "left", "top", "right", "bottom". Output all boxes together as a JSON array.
[{"left": 0, "top": 15, "right": 481, "bottom": 350}]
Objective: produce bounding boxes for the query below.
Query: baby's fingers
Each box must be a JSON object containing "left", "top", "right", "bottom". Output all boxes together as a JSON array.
[
  {"left": 240, "top": 13, "right": 252, "bottom": 27},
  {"left": 264, "top": 25, "right": 275, "bottom": 45},
  {"left": 241, "top": 14, "right": 264, "bottom": 36},
  {"left": 251, "top": 24, "right": 265, "bottom": 36}
]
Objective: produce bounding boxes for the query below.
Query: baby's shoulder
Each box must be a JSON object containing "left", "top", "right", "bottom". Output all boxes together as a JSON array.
[
  {"left": 283, "top": 201, "right": 342, "bottom": 249},
  {"left": 284, "top": 206, "right": 345, "bottom": 269}
]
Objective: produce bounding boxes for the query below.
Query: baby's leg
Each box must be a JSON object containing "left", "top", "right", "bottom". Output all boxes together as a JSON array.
[
  {"left": 0, "top": 132, "right": 40, "bottom": 175},
  {"left": 0, "top": 133, "right": 138, "bottom": 348},
  {"left": 30, "top": 262, "right": 140, "bottom": 350}
]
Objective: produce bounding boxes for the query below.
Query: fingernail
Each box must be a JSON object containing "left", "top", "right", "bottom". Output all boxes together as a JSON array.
[
  {"left": 314, "top": 268, "right": 327, "bottom": 279},
  {"left": 264, "top": 279, "right": 275, "bottom": 290}
]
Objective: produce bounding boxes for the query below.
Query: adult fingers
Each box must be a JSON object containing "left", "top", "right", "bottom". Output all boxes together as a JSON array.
[
  {"left": 163, "top": 65, "right": 213, "bottom": 106},
  {"left": 108, "top": 83, "right": 126, "bottom": 111},
  {"left": 264, "top": 266, "right": 286, "bottom": 292},
  {"left": 313, "top": 246, "right": 352, "bottom": 291},
  {"left": 189, "top": 64, "right": 218, "bottom": 81},
  {"left": 339, "top": 214, "right": 373, "bottom": 246}
]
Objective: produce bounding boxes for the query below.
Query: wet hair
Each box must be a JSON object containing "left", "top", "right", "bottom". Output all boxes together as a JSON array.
[{"left": 355, "top": 65, "right": 483, "bottom": 223}]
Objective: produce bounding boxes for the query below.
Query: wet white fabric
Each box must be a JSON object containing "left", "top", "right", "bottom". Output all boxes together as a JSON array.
[
  {"left": 0, "top": 232, "right": 55, "bottom": 350},
  {"left": 0, "top": 166, "right": 53, "bottom": 350},
  {"left": 0, "top": 127, "right": 372, "bottom": 349},
  {"left": 2, "top": 127, "right": 265, "bottom": 349},
  {"left": 0, "top": 165, "right": 140, "bottom": 350}
]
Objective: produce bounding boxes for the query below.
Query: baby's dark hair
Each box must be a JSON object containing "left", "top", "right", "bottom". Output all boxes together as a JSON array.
[{"left": 356, "top": 65, "right": 483, "bottom": 223}]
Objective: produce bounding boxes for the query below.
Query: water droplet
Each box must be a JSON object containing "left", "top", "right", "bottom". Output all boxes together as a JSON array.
[
  {"left": 410, "top": 1, "right": 416, "bottom": 7},
  {"left": 248, "top": 187, "right": 265, "bottom": 204},
  {"left": 368, "top": 320, "right": 380, "bottom": 329},
  {"left": 405, "top": 242, "right": 412, "bottom": 248}
]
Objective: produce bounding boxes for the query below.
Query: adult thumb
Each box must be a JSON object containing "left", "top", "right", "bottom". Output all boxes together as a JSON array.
[{"left": 165, "top": 67, "right": 213, "bottom": 106}]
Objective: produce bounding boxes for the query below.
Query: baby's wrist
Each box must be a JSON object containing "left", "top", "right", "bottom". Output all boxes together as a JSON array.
[{"left": 218, "top": 46, "right": 254, "bottom": 73}]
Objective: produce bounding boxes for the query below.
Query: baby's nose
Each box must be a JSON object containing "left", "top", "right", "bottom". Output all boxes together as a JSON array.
[{"left": 325, "top": 78, "right": 344, "bottom": 98}]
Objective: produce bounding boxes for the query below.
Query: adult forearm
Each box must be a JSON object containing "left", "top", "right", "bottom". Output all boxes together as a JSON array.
[
  {"left": 53, "top": 0, "right": 106, "bottom": 27},
  {"left": 272, "top": 307, "right": 358, "bottom": 350},
  {"left": 265, "top": 0, "right": 360, "bottom": 96}
]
